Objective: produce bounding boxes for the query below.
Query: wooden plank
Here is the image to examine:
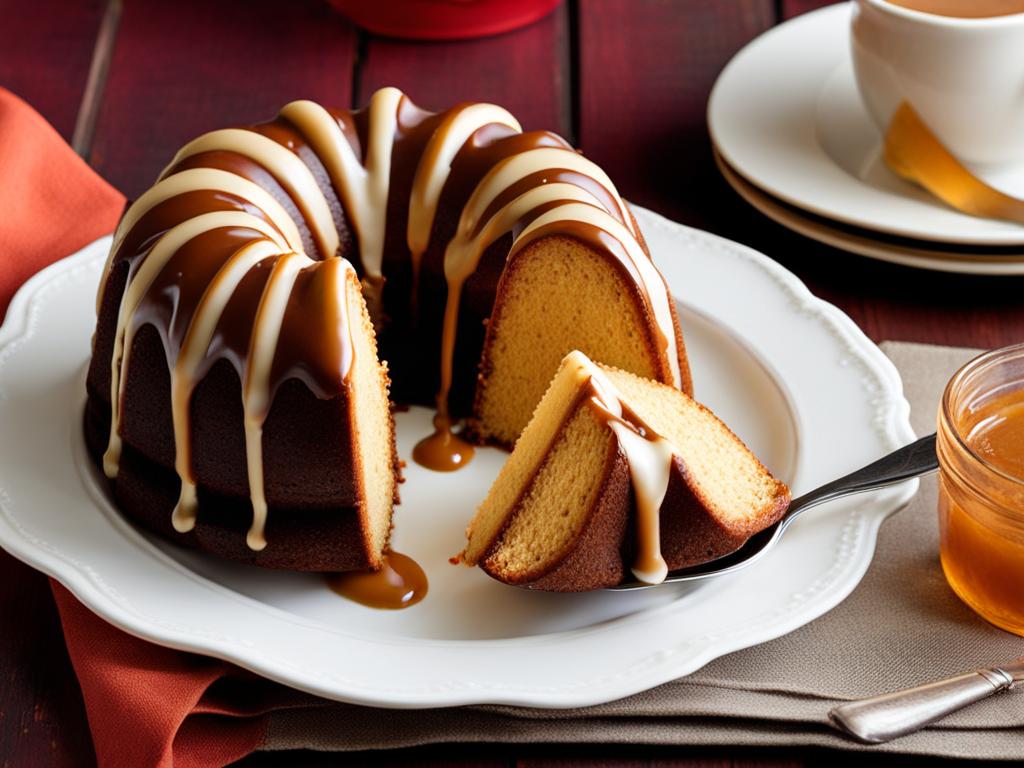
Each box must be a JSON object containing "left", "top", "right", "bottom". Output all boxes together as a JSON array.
[
  {"left": 356, "top": 2, "right": 570, "bottom": 137},
  {"left": 0, "top": 0, "right": 108, "bottom": 140},
  {"left": 701, "top": 164, "right": 1024, "bottom": 348},
  {"left": 0, "top": 3, "right": 108, "bottom": 764},
  {"left": 781, "top": 0, "right": 844, "bottom": 19},
  {"left": 576, "top": 0, "right": 776, "bottom": 224},
  {"left": 0, "top": 552, "right": 96, "bottom": 768},
  {"left": 238, "top": 745, "right": 509, "bottom": 765},
  {"left": 89, "top": 0, "right": 357, "bottom": 198},
  {"left": 776, "top": 231, "right": 1024, "bottom": 349}
]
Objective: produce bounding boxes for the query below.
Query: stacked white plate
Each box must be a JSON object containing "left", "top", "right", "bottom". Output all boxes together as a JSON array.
[{"left": 709, "top": 3, "right": 1024, "bottom": 275}]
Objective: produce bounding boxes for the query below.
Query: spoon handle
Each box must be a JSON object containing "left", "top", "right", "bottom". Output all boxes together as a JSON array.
[
  {"left": 829, "top": 666, "right": 1016, "bottom": 744},
  {"left": 783, "top": 433, "right": 937, "bottom": 526}
]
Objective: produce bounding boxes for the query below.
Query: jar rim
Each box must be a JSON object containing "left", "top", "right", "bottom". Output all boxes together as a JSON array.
[{"left": 941, "top": 342, "right": 1024, "bottom": 489}]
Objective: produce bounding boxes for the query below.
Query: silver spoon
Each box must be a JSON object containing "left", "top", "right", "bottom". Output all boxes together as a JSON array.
[
  {"left": 610, "top": 433, "right": 938, "bottom": 591},
  {"left": 830, "top": 658, "right": 1024, "bottom": 743}
]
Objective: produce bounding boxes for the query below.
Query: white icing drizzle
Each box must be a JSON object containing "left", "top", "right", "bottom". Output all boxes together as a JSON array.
[
  {"left": 170, "top": 238, "right": 282, "bottom": 534},
  {"left": 514, "top": 203, "right": 682, "bottom": 389},
  {"left": 103, "top": 211, "right": 288, "bottom": 479},
  {"left": 160, "top": 128, "right": 340, "bottom": 260},
  {"left": 242, "top": 252, "right": 312, "bottom": 551},
  {"left": 116, "top": 168, "right": 303, "bottom": 255},
  {"left": 608, "top": 422, "right": 674, "bottom": 585},
  {"left": 360, "top": 88, "right": 403, "bottom": 279},
  {"left": 279, "top": 88, "right": 402, "bottom": 280},
  {"left": 423, "top": 149, "right": 649, "bottom": 434},
  {"left": 446, "top": 183, "right": 609, "bottom": 284},
  {"left": 462, "top": 147, "right": 635, "bottom": 237},
  {"left": 95, "top": 168, "right": 303, "bottom": 313},
  {"left": 567, "top": 351, "right": 674, "bottom": 585},
  {"left": 407, "top": 103, "right": 521, "bottom": 264}
]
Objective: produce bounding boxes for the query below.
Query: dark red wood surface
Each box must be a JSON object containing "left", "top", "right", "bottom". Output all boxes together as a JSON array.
[
  {"left": 89, "top": 0, "right": 357, "bottom": 198},
  {"left": 2, "top": 0, "right": 1022, "bottom": 765},
  {"left": 578, "top": 0, "right": 776, "bottom": 225},
  {"left": 0, "top": 0, "right": 108, "bottom": 142},
  {"left": 357, "top": 1, "right": 571, "bottom": 135}
]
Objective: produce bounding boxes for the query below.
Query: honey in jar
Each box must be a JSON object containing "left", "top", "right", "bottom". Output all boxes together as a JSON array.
[{"left": 937, "top": 344, "right": 1024, "bottom": 636}]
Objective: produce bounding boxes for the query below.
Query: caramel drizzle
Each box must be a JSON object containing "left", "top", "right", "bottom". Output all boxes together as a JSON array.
[
  {"left": 407, "top": 103, "right": 521, "bottom": 282},
  {"left": 569, "top": 351, "right": 673, "bottom": 585},
  {"left": 161, "top": 129, "right": 339, "bottom": 259},
  {"left": 98, "top": 88, "right": 680, "bottom": 551},
  {"left": 326, "top": 550, "right": 428, "bottom": 610},
  {"left": 103, "top": 211, "right": 288, "bottom": 478},
  {"left": 170, "top": 238, "right": 282, "bottom": 534},
  {"left": 278, "top": 91, "right": 403, "bottom": 280},
  {"left": 95, "top": 168, "right": 304, "bottom": 313},
  {"left": 101, "top": 208, "right": 341, "bottom": 550}
]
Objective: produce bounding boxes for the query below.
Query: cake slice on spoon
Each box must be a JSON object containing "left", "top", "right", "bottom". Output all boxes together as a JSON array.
[{"left": 458, "top": 350, "right": 790, "bottom": 591}]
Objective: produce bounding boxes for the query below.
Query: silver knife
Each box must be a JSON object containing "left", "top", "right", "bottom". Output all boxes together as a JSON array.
[{"left": 829, "top": 658, "right": 1024, "bottom": 744}]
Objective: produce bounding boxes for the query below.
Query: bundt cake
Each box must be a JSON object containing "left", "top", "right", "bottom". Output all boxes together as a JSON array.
[
  {"left": 85, "top": 87, "right": 690, "bottom": 572},
  {"left": 459, "top": 351, "right": 790, "bottom": 591}
]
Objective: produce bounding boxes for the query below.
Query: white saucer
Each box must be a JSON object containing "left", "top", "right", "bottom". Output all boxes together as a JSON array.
[
  {"left": 716, "top": 152, "right": 1024, "bottom": 276},
  {"left": 709, "top": 3, "right": 1024, "bottom": 247},
  {"left": 0, "top": 213, "right": 915, "bottom": 708}
]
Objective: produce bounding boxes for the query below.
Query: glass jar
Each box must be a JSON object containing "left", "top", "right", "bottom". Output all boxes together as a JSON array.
[{"left": 937, "top": 343, "right": 1024, "bottom": 636}]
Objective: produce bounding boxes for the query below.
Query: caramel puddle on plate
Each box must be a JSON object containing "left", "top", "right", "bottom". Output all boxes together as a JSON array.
[
  {"left": 412, "top": 412, "right": 475, "bottom": 472},
  {"left": 326, "top": 551, "right": 428, "bottom": 610}
]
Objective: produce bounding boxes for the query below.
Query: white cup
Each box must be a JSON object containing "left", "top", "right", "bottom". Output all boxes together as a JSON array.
[{"left": 851, "top": 0, "right": 1024, "bottom": 167}]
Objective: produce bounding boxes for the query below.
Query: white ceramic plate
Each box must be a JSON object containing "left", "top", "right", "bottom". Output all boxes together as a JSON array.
[
  {"left": 0, "top": 207, "right": 916, "bottom": 708},
  {"left": 716, "top": 151, "right": 1024, "bottom": 276},
  {"left": 709, "top": 3, "right": 1024, "bottom": 247}
]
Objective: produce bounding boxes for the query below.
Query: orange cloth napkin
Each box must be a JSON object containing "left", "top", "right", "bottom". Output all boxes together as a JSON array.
[
  {"left": 0, "top": 89, "right": 122, "bottom": 319},
  {"left": 52, "top": 585, "right": 270, "bottom": 768},
  {"left": 0, "top": 88, "right": 272, "bottom": 767}
]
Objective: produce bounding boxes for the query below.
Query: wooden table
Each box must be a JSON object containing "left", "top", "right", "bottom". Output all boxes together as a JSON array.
[{"left": 1, "top": 1, "right": 1019, "bottom": 765}]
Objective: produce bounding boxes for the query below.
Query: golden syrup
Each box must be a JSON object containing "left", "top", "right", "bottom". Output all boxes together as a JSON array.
[
  {"left": 886, "top": 0, "right": 1024, "bottom": 18},
  {"left": 938, "top": 370, "right": 1024, "bottom": 635}
]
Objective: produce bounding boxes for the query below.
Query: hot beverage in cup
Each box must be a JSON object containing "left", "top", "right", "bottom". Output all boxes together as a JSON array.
[
  {"left": 885, "top": 0, "right": 1024, "bottom": 18},
  {"left": 852, "top": 0, "right": 1024, "bottom": 166}
]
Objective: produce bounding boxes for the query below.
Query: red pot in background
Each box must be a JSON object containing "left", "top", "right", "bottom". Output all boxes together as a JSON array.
[{"left": 327, "top": 0, "right": 563, "bottom": 41}]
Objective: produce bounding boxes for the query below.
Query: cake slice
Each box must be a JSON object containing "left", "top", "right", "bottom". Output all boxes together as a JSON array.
[
  {"left": 470, "top": 208, "right": 692, "bottom": 450},
  {"left": 459, "top": 351, "right": 789, "bottom": 591}
]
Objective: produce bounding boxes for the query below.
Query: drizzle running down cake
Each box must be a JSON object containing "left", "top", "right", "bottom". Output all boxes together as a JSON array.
[
  {"left": 458, "top": 351, "right": 790, "bottom": 591},
  {"left": 84, "top": 88, "right": 690, "bottom": 571}
]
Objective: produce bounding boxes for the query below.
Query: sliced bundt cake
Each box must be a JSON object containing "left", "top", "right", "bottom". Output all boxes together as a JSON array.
[
  {"left": 86, "top": 88, "right": 691, "bottom": 572},
  {"left": 459, "top": 351, "right": 789, "bottom": 591}
]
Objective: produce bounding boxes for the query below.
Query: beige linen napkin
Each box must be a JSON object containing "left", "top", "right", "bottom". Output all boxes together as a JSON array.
[{"left": 263, "top": 342, "right": 1024, "bottom": 760}]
